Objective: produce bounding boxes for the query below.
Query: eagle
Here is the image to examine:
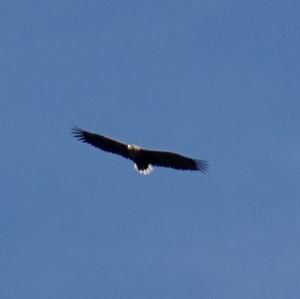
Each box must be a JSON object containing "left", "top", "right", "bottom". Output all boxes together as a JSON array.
[{"left": 72, "top": 127, "right": 209, "bottom": 175}]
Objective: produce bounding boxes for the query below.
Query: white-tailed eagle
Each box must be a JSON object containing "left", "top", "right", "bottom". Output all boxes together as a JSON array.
[{"left": 72, "top": 127, "right": 209, "bottom": 175}]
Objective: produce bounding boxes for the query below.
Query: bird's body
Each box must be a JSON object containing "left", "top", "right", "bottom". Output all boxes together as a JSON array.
[
  {"left": 126, "top": 144, "right": 151, "bottom": 174},
  {"left": 72, "top": 127, "right": 208, "bottom": 175}
]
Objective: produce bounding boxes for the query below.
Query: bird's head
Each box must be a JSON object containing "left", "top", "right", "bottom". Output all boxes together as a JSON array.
[{"left": 127, "top": 144, "right": 140, "bottom": 151}]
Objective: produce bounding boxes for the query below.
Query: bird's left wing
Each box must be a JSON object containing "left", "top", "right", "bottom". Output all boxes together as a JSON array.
[
  {"left": 139, "top": 149, "right": 209, "bottom": 173},
  {"left": 72, "top": 127, "right": 129, "bottom": 159}
]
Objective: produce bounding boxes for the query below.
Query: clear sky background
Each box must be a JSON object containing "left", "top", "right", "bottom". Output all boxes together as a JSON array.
[{"left": 1, "top": 1, "right": 300, "bottom": 298}]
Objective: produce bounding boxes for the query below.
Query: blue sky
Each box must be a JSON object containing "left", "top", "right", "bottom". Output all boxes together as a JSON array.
[{"left": 1, "top": 1, "right": 300, "bottom": 298}]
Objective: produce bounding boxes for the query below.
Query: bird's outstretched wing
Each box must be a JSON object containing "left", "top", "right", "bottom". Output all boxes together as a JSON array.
[
  {"left": 139, "top": 149, "right": 209, "bottom": 173},
  {"left": 72, "top": 127, "right": 129, "bottom": 159}
]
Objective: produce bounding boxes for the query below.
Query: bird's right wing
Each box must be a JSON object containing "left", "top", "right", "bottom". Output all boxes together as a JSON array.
[{"left": 72, "top": 127, "right": 129, "bottom": 159}]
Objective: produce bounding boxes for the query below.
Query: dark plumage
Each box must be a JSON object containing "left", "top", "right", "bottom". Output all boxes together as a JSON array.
[{"left": 71, "top": 127, "right": 209, "bottom": 175}]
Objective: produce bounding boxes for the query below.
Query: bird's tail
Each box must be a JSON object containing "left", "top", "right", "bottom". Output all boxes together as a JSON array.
[{"left": 134, "top": 164, "right": 154, "bottom": 175}]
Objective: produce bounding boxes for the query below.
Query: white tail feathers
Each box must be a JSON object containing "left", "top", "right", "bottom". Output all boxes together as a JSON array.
[{"left": 134, "top": 164, "right": 154, "bottom": 175}]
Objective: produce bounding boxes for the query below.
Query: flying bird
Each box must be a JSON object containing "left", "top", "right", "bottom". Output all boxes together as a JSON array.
[{"left": 71, "top": 127, "right": 209, "bottom": 175}]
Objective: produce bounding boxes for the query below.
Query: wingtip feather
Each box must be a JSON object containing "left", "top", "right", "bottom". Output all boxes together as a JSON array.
[
  {"left": 71, "top": 126, "right": 87, "bottom": 142},
  {"left": 195, "top": 159, "right": 209, "bottom": 173}
]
